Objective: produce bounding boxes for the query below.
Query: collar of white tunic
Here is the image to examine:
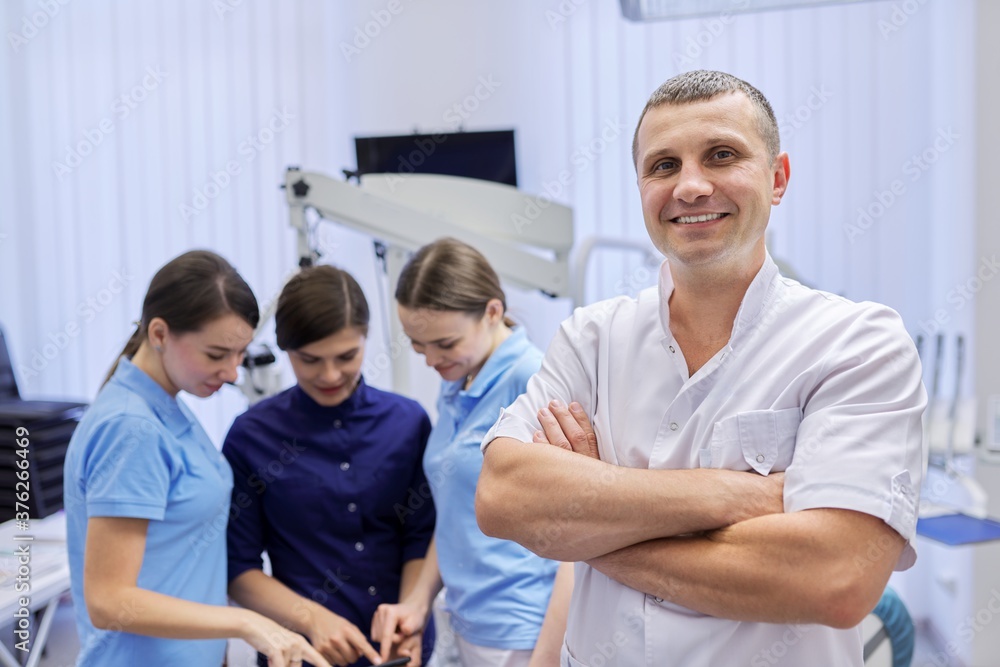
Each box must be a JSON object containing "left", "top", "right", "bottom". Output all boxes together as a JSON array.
[{"left": 656, "top": 251, "right": 781, "bottom": 340}]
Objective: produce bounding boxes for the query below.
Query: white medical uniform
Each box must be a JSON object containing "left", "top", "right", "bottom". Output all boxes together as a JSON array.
[{"left": 484, "top": 254, "right": 926, "bottom": 667}]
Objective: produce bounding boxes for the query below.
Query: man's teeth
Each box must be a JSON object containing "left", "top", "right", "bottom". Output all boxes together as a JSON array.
[{"left": 674, "top": 213, "right": 725, "bottom": 224}]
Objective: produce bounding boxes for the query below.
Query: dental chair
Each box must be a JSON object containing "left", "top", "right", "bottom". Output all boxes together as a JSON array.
[
  {"left": 0, "top": 324, "right": 87, "bottom": 520},
  {"left": 862, "top": 587, "right": 915, "bottom": 667}
]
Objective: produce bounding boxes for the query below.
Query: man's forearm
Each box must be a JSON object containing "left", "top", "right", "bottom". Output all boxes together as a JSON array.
[
  {"left": 477, "top": 437, "right": 783, "bottom": 561},
  {"left": 587, "top": 508, "right": 903, "bottom": 629}
]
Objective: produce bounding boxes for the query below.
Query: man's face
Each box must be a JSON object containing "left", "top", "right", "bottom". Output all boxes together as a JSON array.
[{"left": 634, "top": 93, "right": 789, "bottom": 273}]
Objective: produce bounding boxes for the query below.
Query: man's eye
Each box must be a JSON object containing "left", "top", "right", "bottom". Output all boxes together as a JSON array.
[
  {"left": 439, "top": 341, "right": 457, "bottom": 350},
  {"left": 713, "top": 150, "right": 734, "bottom": 159},
  {"left": 653, "top": 161, "right": 676, "bottom": 171},
  {"left": 339, "top": 352, "right": 358, "bottom": 362},
  {"left": 207, "top": 353, "right": 225, "bottom": 361}
]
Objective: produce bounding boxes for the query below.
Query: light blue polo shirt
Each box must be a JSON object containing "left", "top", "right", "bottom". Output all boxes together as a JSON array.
[
  {"left": 424, "top": 327, "right": 559, "bottom": 650},
  {"left": 64, "top": 358, "right": 232, "bottom": 666}
]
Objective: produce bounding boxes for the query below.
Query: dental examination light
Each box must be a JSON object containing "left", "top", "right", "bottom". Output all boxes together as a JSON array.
[
  {"left": 235, "top": 167, "right": 575, "bottom": 403},
  {"left": 619, "top": 0, "right": 880, "bottom": 22}
]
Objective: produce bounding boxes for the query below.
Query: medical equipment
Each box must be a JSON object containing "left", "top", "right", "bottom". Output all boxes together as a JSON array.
[
  {"left": 919, "top": 333, "right": 987, "bottom": 519},
  {"left": 571, "top": 235, "right": 661, "bottom": 306},
  {"left": 355, "top": 129, "right": 517, "bottom": 187},
  {"left": 619, "top": 0, "right": 882, "bottom": 22},
  {"left": 238, "top": 167, "right": 574, "bottom": 401},
  {"left": 863, "top": 587, "right": 915, "bottom": 667},
  {"left": 0, "top": 324, "right": 86, "bottom": 521}
]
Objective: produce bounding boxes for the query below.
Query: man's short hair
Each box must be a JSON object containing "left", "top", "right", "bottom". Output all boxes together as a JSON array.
[{"left": 631, "top": 70, "right": 780, "bottom": 170}]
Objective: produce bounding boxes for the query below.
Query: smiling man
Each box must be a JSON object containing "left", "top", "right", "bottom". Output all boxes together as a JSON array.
[{"left": 475, "top": 71, "right": 927, "bottom": 666}]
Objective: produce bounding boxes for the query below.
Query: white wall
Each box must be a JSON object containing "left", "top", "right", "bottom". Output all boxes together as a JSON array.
[
  {"left": 969, "top": 1, "right": 1000, "bottom": 664},
  {"left": 1, "top": 0, "right": 978, "bottom": 416}
]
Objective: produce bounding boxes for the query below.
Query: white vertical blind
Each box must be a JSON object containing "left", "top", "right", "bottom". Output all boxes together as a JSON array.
[{"left": 0, "top": 0, "right": 976, "bottom": 443}]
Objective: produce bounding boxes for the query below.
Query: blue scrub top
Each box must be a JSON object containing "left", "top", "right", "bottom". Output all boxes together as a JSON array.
[
  {"left": 63, "top": 358, "right": 232, "bottom": 666},
  {"left": 223, "top": 379, "right": 435, "bottom": 665},
  {"left": 425, "top": 327, "right": 559, "bottom": 650}
]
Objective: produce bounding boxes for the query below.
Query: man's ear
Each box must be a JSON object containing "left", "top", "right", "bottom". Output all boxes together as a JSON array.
[{"left": 772, "top": 152, "right": 791, "bottom": 205}]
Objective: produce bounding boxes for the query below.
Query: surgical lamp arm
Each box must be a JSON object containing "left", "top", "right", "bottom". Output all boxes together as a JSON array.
[{"left": 283, "top": 168, "right": 573, "bottom": 301}]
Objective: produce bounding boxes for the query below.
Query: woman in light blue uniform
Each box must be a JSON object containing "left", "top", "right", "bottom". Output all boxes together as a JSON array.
[
  {"left": 371, "top": 238, "right": 573, "bottom": 667},
  {"left": 63, "top": 250, "right": 330, "bottom": 667}
]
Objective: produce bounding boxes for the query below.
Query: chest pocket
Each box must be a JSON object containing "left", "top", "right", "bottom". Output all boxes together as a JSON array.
[{"left": 709, "top": 408, "right": 801, "bottom": 475}]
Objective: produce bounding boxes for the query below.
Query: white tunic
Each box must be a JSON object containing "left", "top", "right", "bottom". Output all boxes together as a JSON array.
[{"left": 484, "top": 254, "right": 926, "bottom": 667}]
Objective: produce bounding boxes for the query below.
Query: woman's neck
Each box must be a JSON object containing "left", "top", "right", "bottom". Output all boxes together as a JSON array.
[
  {"left": 465, "top": 323, "right": 513, "bottom": 389},
  {"left": 131, "top": 342, "right": 179, "bottom": 397}
]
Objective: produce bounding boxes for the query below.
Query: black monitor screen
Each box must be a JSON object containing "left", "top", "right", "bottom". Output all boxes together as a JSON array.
[{"left": 355, "top": 129, "right": 516, "bottom": 187}]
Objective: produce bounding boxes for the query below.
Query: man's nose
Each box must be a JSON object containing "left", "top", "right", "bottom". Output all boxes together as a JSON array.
[{"left": 673, "top": 163, "right": 713, "bottom": 202}]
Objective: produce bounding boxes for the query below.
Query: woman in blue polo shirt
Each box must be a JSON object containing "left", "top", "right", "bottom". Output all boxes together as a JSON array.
[
  {"left": 372, "top": 238, "right": 573, "bottom": 667},
  {"left": 63, "top": 250, "right": 329, "bottom": 667},
  {"left": 223, "top": 265, "right": 435, "bottom": 667}
]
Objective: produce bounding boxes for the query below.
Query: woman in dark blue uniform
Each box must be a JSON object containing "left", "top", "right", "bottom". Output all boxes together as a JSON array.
[{"left": 223, "top": 265, "right": 435, "bottom": 666}]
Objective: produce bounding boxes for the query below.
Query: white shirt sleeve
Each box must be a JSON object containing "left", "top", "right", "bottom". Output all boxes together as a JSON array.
[
  {"left": 482, "top": 301, "right": 614, "bottom": 450},
  {"left": 784, "top": 303, "right": 927, "bottom": 569}
]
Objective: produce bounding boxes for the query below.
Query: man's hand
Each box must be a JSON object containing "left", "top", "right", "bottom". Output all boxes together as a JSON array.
[
  {"left": 536, "top": 399, "right": 784, "bottom": 521},
  {"left": 534, "top": 400, "right": 600, "bottom": 459},
  {"left": 735, "top": 469, "right": 785, "bottom": 524},
  {"left": 305, "top": 607, "right": 382, "bottom": 666}
]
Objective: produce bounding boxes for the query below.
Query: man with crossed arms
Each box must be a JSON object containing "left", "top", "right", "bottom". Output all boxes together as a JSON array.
[{"left": 475, "top": 70, "right": 926, "bottom": 666}]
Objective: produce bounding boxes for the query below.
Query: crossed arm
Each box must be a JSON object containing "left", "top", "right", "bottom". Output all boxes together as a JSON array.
[{"left": 475, "top": 402, "right": 904, "bottom": 629}]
